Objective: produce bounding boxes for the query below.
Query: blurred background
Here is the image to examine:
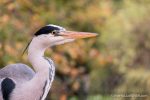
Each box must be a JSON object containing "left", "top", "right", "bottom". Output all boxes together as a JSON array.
[{"left": 0, "top": 0, "right": 150, "bottom": 100}]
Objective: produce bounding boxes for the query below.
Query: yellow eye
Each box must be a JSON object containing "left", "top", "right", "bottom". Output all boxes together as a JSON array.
[{"left": 51, "top": 30, "right": 57, "bottom": 35}]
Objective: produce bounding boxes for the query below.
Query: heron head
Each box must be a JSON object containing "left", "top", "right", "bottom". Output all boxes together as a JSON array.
[
  {"left": 33, "top": 24, "right": 97, "bottom": 47},
  {"left": 23, "top": 24, "right": 97, "bottom": 55}
]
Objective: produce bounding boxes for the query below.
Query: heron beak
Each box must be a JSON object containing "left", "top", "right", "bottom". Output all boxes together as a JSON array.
[{"left": 59, "top": 31, "right": 98, "bottom": 39}]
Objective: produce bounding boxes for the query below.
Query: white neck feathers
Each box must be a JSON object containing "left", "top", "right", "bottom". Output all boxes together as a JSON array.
[{"left": 27, "top": 37, "right": 55, "bottom": 100}]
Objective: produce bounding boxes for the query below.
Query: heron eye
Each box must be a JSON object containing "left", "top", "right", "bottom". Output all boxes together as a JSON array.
[{"left": 51, "top": 30, "right": 57, "bottom": 35}]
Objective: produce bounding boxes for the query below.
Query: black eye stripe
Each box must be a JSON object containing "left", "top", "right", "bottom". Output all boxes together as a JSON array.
[{"left": 34, "top": 26, "right": 60, "bottom": 36}]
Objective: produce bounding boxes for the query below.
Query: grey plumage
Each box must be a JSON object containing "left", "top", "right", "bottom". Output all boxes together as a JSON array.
[
  {"left": 0, "top": 64, "right": 35, "bottom": 100},
  {"left": 0, "top": 60, "right": 55, "bottom": 100},
  {"left": 0, "top": 64, "right": 35, "bottom": 82}
]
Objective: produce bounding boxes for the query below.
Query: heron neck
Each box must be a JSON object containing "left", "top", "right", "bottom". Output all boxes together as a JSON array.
[
  {"left": 25, "top": 38, "right": 55, "bottom": 100},
  {"left": 27, "top": 39, "right": 48, "bottom": 73}
]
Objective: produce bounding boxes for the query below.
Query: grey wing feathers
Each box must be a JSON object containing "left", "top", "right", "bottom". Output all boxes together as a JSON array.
[
  {"left": 0, "top": 63, "right": 35, "bottom": 82},
  {"left": 0, "top": 63, "right": 35, "bottom": 100}
]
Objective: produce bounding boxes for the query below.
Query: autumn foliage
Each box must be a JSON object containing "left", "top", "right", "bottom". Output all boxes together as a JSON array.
[{"left": 0, "top": 0, "right": 150, "bottom": 100}]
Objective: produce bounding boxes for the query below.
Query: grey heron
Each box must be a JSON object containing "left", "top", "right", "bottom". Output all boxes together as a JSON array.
[{"left": 0, "top": 24, "right": 97, "bottom": 100}]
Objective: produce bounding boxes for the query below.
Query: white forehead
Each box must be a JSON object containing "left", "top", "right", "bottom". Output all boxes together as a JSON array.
[{"left": 46, "top": 24, "right": 66, "bottom": 31}]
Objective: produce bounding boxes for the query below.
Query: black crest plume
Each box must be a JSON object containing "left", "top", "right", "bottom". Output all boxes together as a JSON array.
[
  {"left": 34, "top": 25, "right": 60, "bottom": 36},
  {"left": 22, "top": 39, "right": 32, "bottom": 56}
]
